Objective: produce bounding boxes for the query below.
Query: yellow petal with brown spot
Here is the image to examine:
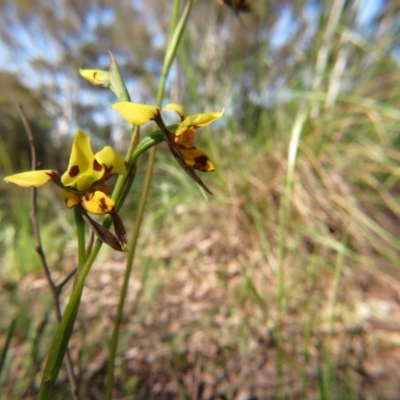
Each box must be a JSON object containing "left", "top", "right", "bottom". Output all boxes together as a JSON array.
[
  {"left": 177, "top": 146, "right": 215, "bottom": 172},
  {"left": 82, "top": 191, "right": 115, "bottom": 215},
  {"left": 95, "top": 146, "right": 126, "bottom": 176},
  {"left": 3, "top": 170, "right": 56, "bottom": 187},
  {"left": 61, "top": 131, "right": 102, "bottom": 191}
]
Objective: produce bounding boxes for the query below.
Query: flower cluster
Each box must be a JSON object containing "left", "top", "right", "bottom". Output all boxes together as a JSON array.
[{"left": 4, "top": 66, "right": 224, "bottom": 250}]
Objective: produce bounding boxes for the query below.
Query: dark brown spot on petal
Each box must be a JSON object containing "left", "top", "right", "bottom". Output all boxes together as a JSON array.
[
  {"left": 193, "top": 155, "right": 209, "bottom": 171},
  {"left": 93, "top": 159, "right": 102, "bottom": 171},
  {"left": 99, "top": 197, "right": 108, "bottom": 212},
  {"left": 69, "top": 165, "right": 79, "bottom": 177}
]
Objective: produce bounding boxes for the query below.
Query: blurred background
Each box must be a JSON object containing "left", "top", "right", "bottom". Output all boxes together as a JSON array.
[{"left": 1, "top": 0, "right": 400, "bottom": 398}]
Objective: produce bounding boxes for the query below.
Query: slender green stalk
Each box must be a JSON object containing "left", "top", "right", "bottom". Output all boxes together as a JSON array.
[
  {"left": 74, "top": 208, "right": 86, "bottom": 270},
  {"left": 37, "top": 239, "right": 103, "bottom": 399},
  {"left": 275, "top": 104, "right": 307, "bottom": 396},
  {"left": 105, "top": 1, "right": 194, "bottom": 397},
  {"left": 104, "top": 135, "right": 158, "bottom": 400},
  {"left": 169, "top": 0, "right": 181, "bottom": 43},
  {"left": 157, "top": 0, "right": 193, "bottom": 104}
]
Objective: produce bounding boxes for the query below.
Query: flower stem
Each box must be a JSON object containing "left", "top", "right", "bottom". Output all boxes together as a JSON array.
[
  {"left": 104, "top": 1, "right": 194, "bottom": 398},
  {"left": 104, "top": 138, "right": 156, "bottom": 400},
  {"left": 37, "top": 239, "right": 103, "bottom": 400},
  {"left": 74, "top": 208, "right": 86, "bottom": 270}
]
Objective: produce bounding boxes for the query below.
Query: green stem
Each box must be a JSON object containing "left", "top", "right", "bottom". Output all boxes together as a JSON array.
[
  {"left": 104, "top": 139, "right": 157, "bottom": 400},
  {"left": 115, "top": 132, "right": 164, "bottom": 212},
  {"left": 105, "top": 1, "right": 194, "bottom": 398},
  {"left": 156, "top": 0, "right": 192, "bottom": 104},
  {"left": 74, "top": 208, "right": 86, "bottom": 269},
  {"left": 37, "top": 239, "right": 103, "bottom": 400}
]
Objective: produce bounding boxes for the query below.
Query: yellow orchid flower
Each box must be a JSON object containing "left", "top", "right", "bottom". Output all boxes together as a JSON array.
[
  {"left": 163, "top": 103, "right": 224, "bottom": 172},
  {"left": 4, "top": 131, "right": 128, "bottom": 250},
  {"left": 4, "top": 130, "right": 126, "bottom": 214},
  {"left": 111, "top": 101, "right": 224, "bottom": 194}
]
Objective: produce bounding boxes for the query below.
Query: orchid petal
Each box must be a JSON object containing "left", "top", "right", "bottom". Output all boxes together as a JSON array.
[
  {"left": 95, "top": 146, "right": 126, "bottom": 176},
  {"left": 176, "top": 108, "right": 225, "bottom": 136},
  {"left": 165, "top": 142, "right": 213, "bottom": 194},
  {"left": 61, "top": 190, "right": 81, "bottom": 209},
  {"left": 61, "top": 131, "right": 102, "bottom": 191},
  {"left": 172, "top": 127, "right": 196, "bottom": 147},
  {"left": 111, "top": 102, "right": 159, "bottom": 126},
  {"left": 3, "top": 170, "right": 57, "bottom": 187},
  {"left": 178, "top": 146, "right": 215, "bottom": 172},
  {"left": 82, "top": 191, "right": 115, "bottom": 215},
  {"left": 163, "top": 103, "right": 187, "bottom": 119}
]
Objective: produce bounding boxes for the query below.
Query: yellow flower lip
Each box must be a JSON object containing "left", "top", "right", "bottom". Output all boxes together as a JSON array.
[{"left": 82, "top": 191, "right": 115, "bottom": 215}]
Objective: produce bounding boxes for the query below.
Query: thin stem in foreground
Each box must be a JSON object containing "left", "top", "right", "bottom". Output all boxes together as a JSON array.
[{"left": 105, "top": 1, "right": 194, "bottom": 397}]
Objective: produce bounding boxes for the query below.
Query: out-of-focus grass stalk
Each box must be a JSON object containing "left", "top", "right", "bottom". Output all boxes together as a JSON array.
[
  {"left": 105, "top": 1, "right": 194, "bottom": 398},
  {"left": 300, "top": 253, "right": 319, "bottom": 397},
  {"left": 310, "top": 0, "right": 345, "bottom": 118},
  {"left": 320, "top": 237, "right": 347, "bottom": 398},
  {"left": 276, "top": 105, "right": 307, "bottom": 395}
]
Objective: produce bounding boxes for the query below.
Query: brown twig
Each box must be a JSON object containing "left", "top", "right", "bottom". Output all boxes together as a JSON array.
[{"left": 17, "top": 104, "right": 81, "bottom": 400}]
